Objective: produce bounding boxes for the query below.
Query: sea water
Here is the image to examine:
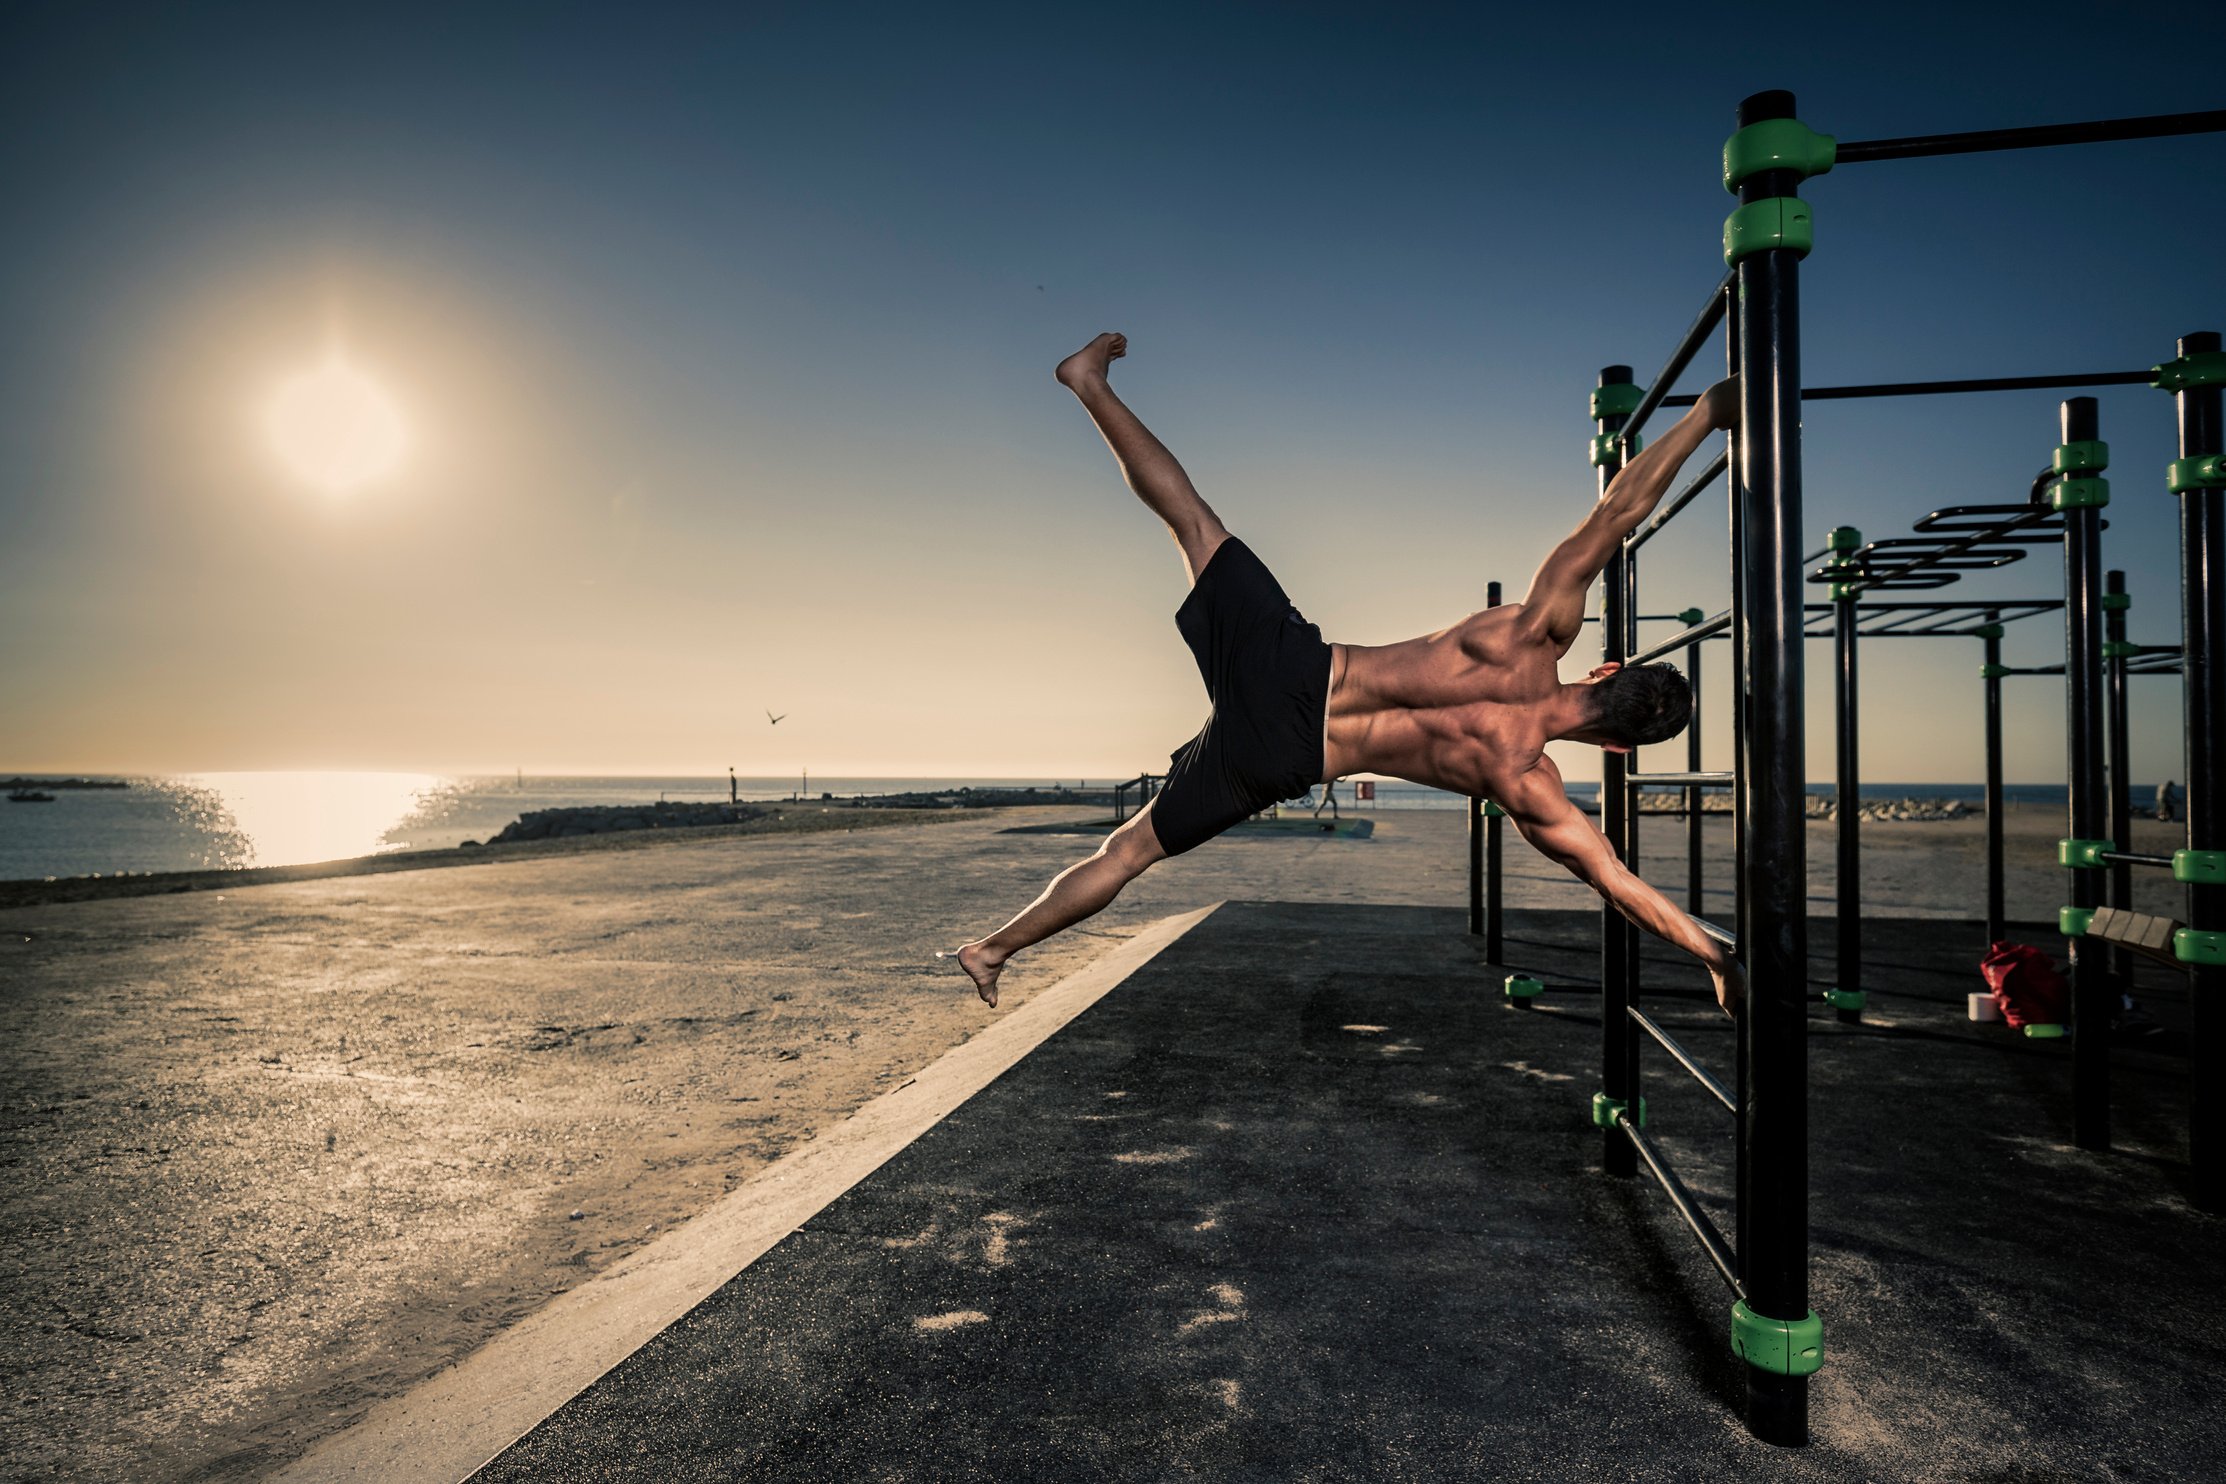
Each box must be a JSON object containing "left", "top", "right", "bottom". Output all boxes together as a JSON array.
[{"left": 0, "top": 772, "right": 2117, "bottom": 883}]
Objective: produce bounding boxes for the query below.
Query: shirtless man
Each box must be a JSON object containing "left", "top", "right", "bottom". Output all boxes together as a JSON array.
[{"left": 949, "top": 333, "right": 1745, "bottom": 1016}]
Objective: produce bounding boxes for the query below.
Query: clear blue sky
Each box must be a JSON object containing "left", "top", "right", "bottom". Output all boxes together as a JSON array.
[{"left": 2, "top": 1, "right": 2219, "bottom": 782}]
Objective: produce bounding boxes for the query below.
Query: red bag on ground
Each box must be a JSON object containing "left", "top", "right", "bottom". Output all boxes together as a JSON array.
[{"left": 1980, "top": 942, "right": 2068, "bottom": 1029}]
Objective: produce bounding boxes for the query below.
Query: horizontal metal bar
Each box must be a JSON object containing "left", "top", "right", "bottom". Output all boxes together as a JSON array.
[
  {"left": 1661, "top": 369, "right": 2156, "bottom": 407},
  {"left": 1620, "top": 272, "right": 1734, "bottom": 446},
  {"left": 1620, "top": 1117, "right": 1744, "bottom": 1297},
  {"left": 1630, "top": 1006, "right": 1739, "bottom": 1114},
  {"left": 1627, "top": 771, "right": 1735, "bottom": 787},
  {"left": 1834, "top": 109, "right": 2226, "bottom": 164},
  {"left": 1824, "top": 599, "right": 2060, "bottom": 613},
  {"left": 1685, "top": 912, "right": 1737, "bottom": 952},
  {"left": 1628, "top": 610, "right": 1731, "bottom": 667},
  {"left": 1627, "top": 450, "right": 1728, "bottom": 554},
  {"left": 2098, "top": 851, "right": 2176, "bottom": 869}
]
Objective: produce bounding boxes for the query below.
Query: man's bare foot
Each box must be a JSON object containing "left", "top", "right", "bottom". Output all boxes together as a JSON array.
[
  {"left": 1055, "top": 332, "right": 1126, "bottom": 390},
  {"left": 940, "top": 941, "right": 1007, "bottom": 1008}
]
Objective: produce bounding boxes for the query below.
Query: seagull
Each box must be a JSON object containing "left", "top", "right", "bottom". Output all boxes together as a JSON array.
[{"left": 767, "top": 710, "right": 786, "bottom": 725}]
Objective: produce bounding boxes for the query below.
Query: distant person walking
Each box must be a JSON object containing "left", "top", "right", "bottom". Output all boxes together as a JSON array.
[
  {"left": 947, "top": 333, "right": 1744, "bottom": 1019},
  {"left": 1313, "top": 777, "right": 1341, "bottom": 819},
  {"left": 2157, "top": 779, "right": 2181, "bottom": 822}
]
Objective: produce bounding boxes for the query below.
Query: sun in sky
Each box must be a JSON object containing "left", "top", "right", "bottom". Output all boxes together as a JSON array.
[{"left": 263, "top": 350, "right": 410, "bottom": 494}]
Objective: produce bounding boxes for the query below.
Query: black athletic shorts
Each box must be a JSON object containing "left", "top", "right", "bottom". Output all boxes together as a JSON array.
[{"left": 1149, "top": 538, "right": 1334, "bottom": 857}]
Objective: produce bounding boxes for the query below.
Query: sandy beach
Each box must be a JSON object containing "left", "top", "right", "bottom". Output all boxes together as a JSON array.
[{"left": 0, "top": 803, "right": 2191, "bottom": 1481}]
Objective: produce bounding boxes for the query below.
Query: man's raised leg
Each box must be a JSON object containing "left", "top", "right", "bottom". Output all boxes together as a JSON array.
[
  {"left": 945, "top": 805, "right": 1167, "bottom": 1007},
  {"left": 1056, "top": 333, "right": 1230, "bottom": 582}
]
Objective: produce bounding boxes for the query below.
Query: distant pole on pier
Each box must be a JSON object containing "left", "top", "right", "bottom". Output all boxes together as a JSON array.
[{"left": 729, "top": 766, "right": 738, "bottom": 805}]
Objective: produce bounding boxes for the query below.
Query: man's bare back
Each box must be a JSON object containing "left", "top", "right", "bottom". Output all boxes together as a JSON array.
[{"left": 948, "top": 334, "right": 1745, "bottom": 1015}]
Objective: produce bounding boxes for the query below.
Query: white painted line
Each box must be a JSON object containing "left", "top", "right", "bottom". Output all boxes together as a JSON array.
[{"left": 269, "top": 904, "right": 1219, "bottom": 1484}]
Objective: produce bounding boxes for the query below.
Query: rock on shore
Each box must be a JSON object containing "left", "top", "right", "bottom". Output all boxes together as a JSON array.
[
  {"left": 1635, "top": 792, "right": 1974, "bottom": 822},
  {"left": 489, "top": 802, "right": 769, "bottom": 843}
]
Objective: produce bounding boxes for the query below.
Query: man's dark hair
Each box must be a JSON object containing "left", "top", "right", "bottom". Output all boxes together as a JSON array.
[{"left": 1588, "top": 663, "right": 1691, "bottom": 748}]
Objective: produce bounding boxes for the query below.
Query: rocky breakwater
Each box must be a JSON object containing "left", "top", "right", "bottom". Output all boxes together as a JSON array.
[
  {"left": 484, "top": 801, "right": 769, "bottom": 845},
  {"left": 1634, "top": 792, "right": 1973, "bottom": 822}
]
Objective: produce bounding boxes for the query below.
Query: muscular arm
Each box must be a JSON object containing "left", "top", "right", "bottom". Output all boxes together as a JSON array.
[
  {"left": 1518, "top": 381, "right": 1735, "bottom": 650},
  {"left": 1500, "top": 759, "right": 1746, "bottom": 1015}
]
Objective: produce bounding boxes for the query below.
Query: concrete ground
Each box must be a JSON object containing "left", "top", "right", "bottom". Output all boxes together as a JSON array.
[
  {"left": 474, "top": 903, "right": 2217, "bottom": 1484},
  {"left": 0, "top": 804, "right": 2192, "bottom": 1480}
]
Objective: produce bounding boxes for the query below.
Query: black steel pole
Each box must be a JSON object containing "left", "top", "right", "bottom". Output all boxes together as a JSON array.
[
  {"left": 1598, "top": 367, "right": 1638, "bottom": 1179},
  {"left": 2059, "top": 397, "right": 2110, "bottom": 1149},
  {"left": 1834, "top": 589, "right": 1861, "bottom": 1022},
  {"left": 1731, "top": 87, "right": 1809, "bottom": 1448},
  {"left": 2175, "top": 331, "right": 2224, "bottom": 1214},
  {"left": 1487, "top": 581, "right": 1506, "bottom": 964},
  {"left": 1467, "top": 792, "right": 1484, "bottom": 936},
  {"left": 1983, "top": 624, "right": 2007, "bottom": 946},
  {"left": 1833, "top": 108, "right": 2226, "bottom": 164},
  {"left": 2104, "top": 570, "right": 2134, "bottom": 1007},
  {"left": 1688, "top": 621, "right": 1706, "bottom": 916}
]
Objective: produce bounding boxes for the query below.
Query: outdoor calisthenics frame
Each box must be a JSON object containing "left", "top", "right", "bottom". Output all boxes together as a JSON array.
[
  {"left": 1813, "top": 391, "right": 2216, "bottom": 1166},
  {"left": 1516, "top": 91, "right": 2226, "bottom": 1447}
]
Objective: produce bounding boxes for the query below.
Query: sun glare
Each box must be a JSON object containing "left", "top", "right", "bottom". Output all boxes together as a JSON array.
[{"left": 265, "top": 355, "right": 409, "bottom": 494}]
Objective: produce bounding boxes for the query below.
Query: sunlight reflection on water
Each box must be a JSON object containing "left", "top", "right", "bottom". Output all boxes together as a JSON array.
[{"left": 178, "top": 771, "right": 447, "bottom": 869}]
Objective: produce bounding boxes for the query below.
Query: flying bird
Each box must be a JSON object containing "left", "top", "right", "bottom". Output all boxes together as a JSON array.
[{"left": 767, "top": 710, "right": 786, "bottom": 725}]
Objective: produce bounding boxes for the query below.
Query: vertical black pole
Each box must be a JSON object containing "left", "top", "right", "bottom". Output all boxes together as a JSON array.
[
  {"left": 1983, "top": 622, "right": 2007, "bottom": 946},
  {"left": 2104, "top": 571, "right": 2133, "bottom": 1004},
  {"left": 1687, "top": 622, "right": 1706, "bottom": 915},
  {"left": 1467, "top": 792, "right": 1484, "bottom": 937},
  {"left": 2060, "top": 397, "right": 2109, "bottom": 1149},
  {"left": 1833, "top": 587, "right": 1861, "bottom": 1022},
  {"left": 1487, "top": 581, "right": 1506, "bottom": 963},
  {"left": 2175, "top": 330, "right": 2224, "bottom": 1214},
  {"left": 1726, "top": 289, "right": 1750, "bottom": 1306},
  {"left": 1732, "top": 87, "right": 1809, "bottom": 1447},
  {"left": 1597, "top": 366, "right": 1638, "bottom": 1179},
  {"left": 1620, "top": 532, "right": 1644, "bottom": 1091}
]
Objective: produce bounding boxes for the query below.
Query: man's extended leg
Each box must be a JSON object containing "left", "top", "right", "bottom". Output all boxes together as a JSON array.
[
  {"left": 1056, "top": 333, "right": 1230, "bottom": 581},
  {"left": 947, "top": 804, "right": 1167, "bottom": 1007}
]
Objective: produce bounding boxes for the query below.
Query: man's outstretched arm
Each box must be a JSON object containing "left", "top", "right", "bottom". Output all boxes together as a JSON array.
[
  {"left": 1518, "top": 379, "right": 1737, "bottom": 650},
  {"left": 1502, "top": 762, "right": 1746, "bottom": 1015}
]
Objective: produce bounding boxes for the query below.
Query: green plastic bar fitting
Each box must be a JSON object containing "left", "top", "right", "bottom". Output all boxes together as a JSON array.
[
  {"left": 2060, "top": 905, "right": 2095, "bottom": 936},
  {"left": 2153, "top": 349, "right": 2226, "bottom": 393},
  {"left": 1980, "top": 661, "right": 2012, "bottom": 679},
  {"left": 1829, "top": 581, "right": 1860, "bottom": 601},
  {"left": 2100, "top": 591, "right": 2132, "bottom": 612},
  {"left": 1731, "top": 1302, "right": 1824, "bottom": 1377},
  {"left": 1591, "top": 382, "right": 1644, "bottom": 420},
  {"left": 1678, "top": 607, "right": 1705, "bottom": 625},
  {"left": 2167, "top": 455, "right": 2226, "bottom": 493},
  {"left": 2024, "top": 1023, "right": 2067, "bottom": 1039},
  {"left": 2059, "top": 837, "right": 2114, "bottom": 869},
  {"left": 2176, "top": 929, "right": 2226, "bottom": 967},
  {"left": 2049, "top": 476, "right": 2110, "bottom": 511},
  {"left": 1722, "top": 118, "right": 1837, "bottom": 193},
  {"left": 1482, "top": 798, "right": 1506, "bottom": 817},
  {"left": 2103, "top": 640, "right": 2139, "bottom": 661},
  {"left": 1972, "top": 622, "right": 2006, "bottom": 641},
  {"left": 2053, "top": 440, "right": 2109, "bottom": 475},
  {"left": 1590, "top": 432, "right": 1643, "bottom": 467},
  {"left": 1823, "top": 988, "right": 1866, "bottom": 1013},
  {"left": 1827, "top": 525, "right": 1862, "bottom": 552},
  {"left": 2175, "top": 849, "right": 2226, "bottom": 886},
  {"left": 1723, "top": 198, "right": 1813, "bottom": 266},
  {"left": 1590, "top": 1092, "right": 1645, "bottom": 1130},
  {"left": 1504, "top": 974, "right": 1544, "bottom": 1001}
]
